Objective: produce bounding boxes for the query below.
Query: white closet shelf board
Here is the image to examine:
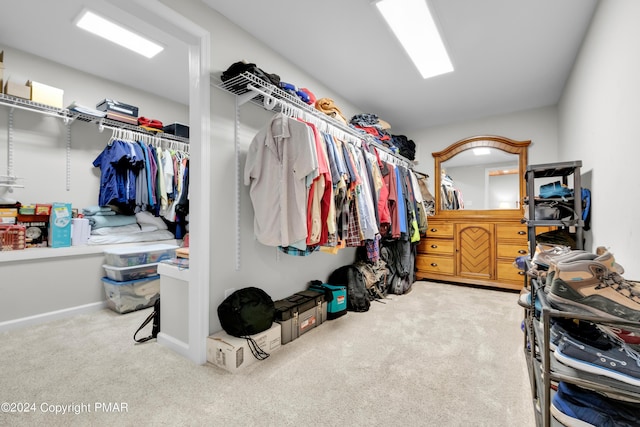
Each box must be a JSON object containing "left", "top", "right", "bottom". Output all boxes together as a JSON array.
[{"left": 0, "top": 240, "right": 181, "bottom": 264}]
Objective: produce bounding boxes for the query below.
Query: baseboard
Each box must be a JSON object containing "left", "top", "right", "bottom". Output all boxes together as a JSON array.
[
  {"left": 0, "top": 301, "right": 108, "bottom": 333},
  {"left": 157, "top": 332, "right": 197, "bottom": 362}
]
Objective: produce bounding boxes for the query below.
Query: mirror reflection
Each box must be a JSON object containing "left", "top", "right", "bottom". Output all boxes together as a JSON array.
[{"left": 440, "top": 148, "right": 519, "bottom": 210}]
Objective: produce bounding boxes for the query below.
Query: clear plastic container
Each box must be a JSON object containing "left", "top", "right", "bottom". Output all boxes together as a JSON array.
[
  {"left": 102, "top": 263, "right": 159, "bottom": 282},
  {"left": 101, "top": 275, "right": 159, "bottom": 314},
  {"left": 103, "top": 244, "right": 178, "bottom": 267}
]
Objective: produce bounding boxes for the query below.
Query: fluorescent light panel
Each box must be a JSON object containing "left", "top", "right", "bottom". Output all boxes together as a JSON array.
[
  {"left": 76, "top": 10, "right": 163, "bottom": 59},
  {"left": 376, "top": 0, "right": 453, "bottom": 79}
]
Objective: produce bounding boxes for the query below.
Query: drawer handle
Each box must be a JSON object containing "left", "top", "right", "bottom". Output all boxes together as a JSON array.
[
  {"left": 518, "top": 249, "right": 527, "bottom": 254},
  {"left": 517, "top": 230, "right": 526, "bottom": 235},
  {"left": 518, "top": 271, "right": 525, "bottom": 276},
  {"left": 431, "top": 244, "right": 438, "bottom": 248},
  {"left": 430, "top": 228, "right": 438, "bottom": 232},
  {"left": 430, "top": 263, "right": 438, "bottom": 267}
]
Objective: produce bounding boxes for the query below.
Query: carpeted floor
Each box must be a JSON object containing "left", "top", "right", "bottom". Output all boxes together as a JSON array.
[{"left": 0, "top": 281, "right": 534, "bottom": 426}]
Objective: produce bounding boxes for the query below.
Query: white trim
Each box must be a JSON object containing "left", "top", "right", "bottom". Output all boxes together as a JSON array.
[
  {"left": 157, "top": 332, "right": 191, "bottom": 358},
  {"left": 0, "top": 240, "right": 181, "bottom": 264},
  {"left": 113, "top": 0, "right": 211, "bottom": 365},
  {"left": 0, "top": 301, "right": 107, "bottom": 333}
]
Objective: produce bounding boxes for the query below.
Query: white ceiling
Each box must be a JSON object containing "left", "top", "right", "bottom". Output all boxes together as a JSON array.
[{"left": 0, "top": 0, "right": 598, "bottom": 133}]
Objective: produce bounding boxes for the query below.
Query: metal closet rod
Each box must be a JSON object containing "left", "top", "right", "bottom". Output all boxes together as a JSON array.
[
  {"left": 101, "top": 124, "right": 190, "bottom": 153},
  {"left": 242, "top": 83, "right": 414, "bottom": 167}
]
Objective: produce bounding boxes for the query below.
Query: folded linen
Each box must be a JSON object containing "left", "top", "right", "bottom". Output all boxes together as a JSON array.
[
  {"left": 135, "top": 211, "right": 168, "bottom": 230},
  {"left": 88, "top": 214, "right": 137, "bottom": 230},
  {"left": 83, "top": 206, "right": 114, "bottom": 215},
  {"left": 91, "top": 223, "right": 158, "bottom": 236}
]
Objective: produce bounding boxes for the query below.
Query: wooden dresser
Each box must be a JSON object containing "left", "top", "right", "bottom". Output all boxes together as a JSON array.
[
  {"left": 416, "top": 215, "right": 552, "bottom": 291},
  {"left": 419, "top": 135, "right": 537, "bottom": 291}
]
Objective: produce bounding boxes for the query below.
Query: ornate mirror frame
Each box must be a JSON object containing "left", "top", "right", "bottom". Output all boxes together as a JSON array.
[{"left": 432, "top": 135, "right": 531, "bottom": 219}]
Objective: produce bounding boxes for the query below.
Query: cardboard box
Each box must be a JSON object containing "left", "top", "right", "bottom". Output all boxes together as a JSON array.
[
  {"left": 19, "top": 204, "right": 35, "bottom": 215},
  {"left": 106, "top": 111, "right": 138, "bottom": 125},
  {"left": 0, "top": 208, "right": 17, "bottom": 217},
  {"left": 35, "top": 204, "right": 52, "bottom": 216},
  {"left": 4, "top": 79, "right": 30, "bottom": 100},
  {"left": 17, "top": 214, "right": 48, "bottom": 248},
  {"left": 49, "top": 202, "right": 72, "bottom": 248},
  {"left": 28, "top": 80, "right": 64, "bottom": 109},
  {"left": 206, "top": 323, "right": 281, "bottom": 373},
  {"left": 0, "top": 217, "right": 16, "bottom": 224},
  {"left": 0, "top": 224, "right": 25, "bottom": 251}
]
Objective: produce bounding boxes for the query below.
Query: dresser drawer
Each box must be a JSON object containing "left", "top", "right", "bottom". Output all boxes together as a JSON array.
[
  {"left": 496, "top": 223, "right": 528, "bottom": 241},
  {"left": 425, "top": 222, "right": 454, "bottom": 239},
  {"left": 497, "top": 259, "right": 526, "bottom": 284},
  {"left": 416, "top": 255, "right": 454, "bottom": 275},
  {"left": 497, "top": 242, "right": 529, "bottom": 259},
  {"left": 417, "top": 239, "right": 454, "bottom": 255}
]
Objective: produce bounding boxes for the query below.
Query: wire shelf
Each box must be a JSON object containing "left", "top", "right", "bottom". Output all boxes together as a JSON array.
[
  {"left": 216, "top": 72, "right": 414, "bottom": 166},
  {"left": 0, "top": 93, "right": 190, "bottom": 145}
]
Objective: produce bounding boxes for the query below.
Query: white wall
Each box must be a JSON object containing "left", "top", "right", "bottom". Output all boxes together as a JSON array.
[
  {"left": 411, "top": 105, "right": 559, "bottom": 195},
  {"left": 558, "top": 0, "right": 640, "bottom": 279},
  {"left": 160, "top": 0, "right": 368, "bottom": 334},
  {"left": 0, "top": 46, "right": 188, "bottom": 209},
  {"left": 0, "top": 46, "right": 188, "bottom": 324}
]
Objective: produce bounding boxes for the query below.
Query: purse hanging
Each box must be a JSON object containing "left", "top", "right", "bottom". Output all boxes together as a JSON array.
[{"left": 133, "top": 298, "right": 160, "bottom": 343}]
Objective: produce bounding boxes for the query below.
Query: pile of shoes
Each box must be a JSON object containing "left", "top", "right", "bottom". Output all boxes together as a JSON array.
[{"left": 527, "top": 245, "right": 640, "bottom": 424}]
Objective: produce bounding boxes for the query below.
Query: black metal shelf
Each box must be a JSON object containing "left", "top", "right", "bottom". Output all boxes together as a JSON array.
[
  {"left": 523, "top": 278, "right": 640, "bottom": 427},
  {"left": 526, "top": 161, "right": 583, "bottom": 179},
  {"left": 524, "top": 161, "right": 583, "bottom": 255}
]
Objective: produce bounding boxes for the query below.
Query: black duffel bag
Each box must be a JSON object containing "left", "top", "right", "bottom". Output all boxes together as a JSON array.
[{"left": 217, "top": 287, "right": 276, "bottom": 360}]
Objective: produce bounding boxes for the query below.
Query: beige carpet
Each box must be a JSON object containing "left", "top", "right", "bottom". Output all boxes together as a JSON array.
[{"left": 0, "top": 281, "right": 534, "bottom": 427}]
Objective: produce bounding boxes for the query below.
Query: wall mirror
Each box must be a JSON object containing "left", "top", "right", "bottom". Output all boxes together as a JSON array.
[{"left": 433, "top": 135, "right": 530, "bottom": 215}]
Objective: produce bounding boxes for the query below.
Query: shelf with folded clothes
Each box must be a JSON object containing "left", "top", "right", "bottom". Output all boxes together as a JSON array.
[
  {"left": 0, "top": 92, "right": 190, "bottom": 146},
  {"left": 67, "top": 111, "right": 190, "bottom": 146},
  {"left": 214, "top": 71, "right": 415, "bottom": 167},
  {"left": 527, "top": 278, "right": 640, "bottom": 426}
]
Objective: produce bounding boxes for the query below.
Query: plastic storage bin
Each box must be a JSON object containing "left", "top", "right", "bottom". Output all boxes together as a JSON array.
[
  {"left": 103, "top": 244, "right": 178, "bottom": 267},
  {"left": 103, "top": 263, "right": 159, "bottom": 282},
  {"left": 101, "top": 275, "right": 160, "bottom": 314}
]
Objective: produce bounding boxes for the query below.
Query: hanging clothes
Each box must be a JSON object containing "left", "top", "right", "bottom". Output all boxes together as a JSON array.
[
  {"left": 244, "top": 110, "right": 423, "bottom": 256},
  {"left": 93, "top": 132, "right": 189, "bottom": 224},
  {"left": 244, "top": 112, "right": 317, "bottom": 247}
]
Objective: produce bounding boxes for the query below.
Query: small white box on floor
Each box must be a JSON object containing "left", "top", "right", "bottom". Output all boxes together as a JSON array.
[{"left": 206, "top": 323, "right": 281, "bottom": 373}]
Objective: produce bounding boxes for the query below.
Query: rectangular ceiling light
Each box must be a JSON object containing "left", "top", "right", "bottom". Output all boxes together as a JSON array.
[
  {"left": 75, "top": 10, "right": 163, "bottom": 59},
  {"left": 376, "top": 0, "right": 453, "bottom": 79}
]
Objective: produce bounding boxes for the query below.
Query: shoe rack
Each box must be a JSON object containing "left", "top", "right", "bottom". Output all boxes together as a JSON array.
[
  {"left": 522, "top": 161, "right": 640, "bottom": 425},
  {"left": 522, "top": 160, "right": 640, "bottom": 425},
  {"left": 524, "top": 160, "right": 584, "bottom": 256},
  {"left": 521, "top": 278, "right": 640, "bottom": 427}
]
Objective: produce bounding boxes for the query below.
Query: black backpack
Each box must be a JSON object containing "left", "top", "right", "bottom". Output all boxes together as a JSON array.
[
  {"left": 328, "top": 265, "right": 371, "bottom": 312},
  {"left": 217, "top": 287, "right": 276, "bottom": 360}
]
